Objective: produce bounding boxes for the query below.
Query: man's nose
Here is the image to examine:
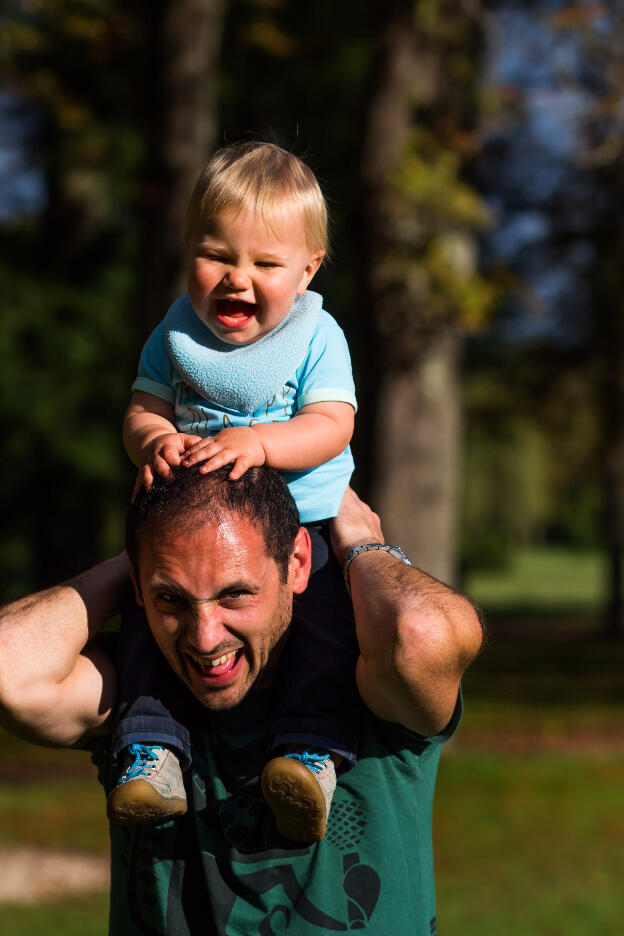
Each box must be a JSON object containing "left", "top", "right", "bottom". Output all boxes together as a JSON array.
[{"left": 187, "top": 602, "right": 230, "bottom": 651}]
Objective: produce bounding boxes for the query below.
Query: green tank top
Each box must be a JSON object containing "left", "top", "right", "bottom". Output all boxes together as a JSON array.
[{"left": 93, "top": 689, "right": 461, "bottom": 935}]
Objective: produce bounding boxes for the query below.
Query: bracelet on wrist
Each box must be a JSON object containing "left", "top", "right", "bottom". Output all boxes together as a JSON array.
[{"left": 343, "top": 543, "right": 413, "bottom": 597}]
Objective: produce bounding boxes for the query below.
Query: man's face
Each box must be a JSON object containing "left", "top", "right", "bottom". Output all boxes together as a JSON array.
[{"left": 132, "top": 514, "right": 311, "bottom": 710}]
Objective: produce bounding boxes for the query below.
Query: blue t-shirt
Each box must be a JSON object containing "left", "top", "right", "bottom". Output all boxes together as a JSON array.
[{"left": 132, "top": 291, "right": 357, "bottom": 523}]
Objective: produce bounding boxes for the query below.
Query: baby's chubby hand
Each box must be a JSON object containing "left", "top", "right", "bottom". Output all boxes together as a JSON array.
[
  {"left": 136, "top": 432, "right": 203, "bottom": 493},
  {"left": 182, "top": 427, "right": 266, "bottom": 479}
]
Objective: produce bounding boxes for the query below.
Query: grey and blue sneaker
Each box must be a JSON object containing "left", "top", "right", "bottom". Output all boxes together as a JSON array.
[
  {"left": 261, "top": 750, "right": 336, "bottom": 843},
  {"left": 107, "top": 743, "right": 187, "bottom": 825}
]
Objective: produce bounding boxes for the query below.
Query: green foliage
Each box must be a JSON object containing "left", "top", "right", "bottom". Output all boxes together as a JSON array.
[
  {"left": 460, "top": 348, "right": 602, "bottom": 572},
  {"left": 0, "top": 254, "right": 135, "bottom": 599},
  {"left": 0, "top": 264, "right": 132, "bottom": 479},
  {"left": 387, "top": 130, "right": 498, "bottom": 332}
]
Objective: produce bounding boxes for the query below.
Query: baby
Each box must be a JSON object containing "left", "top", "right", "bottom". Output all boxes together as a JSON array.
[{"left": 109, "top": 141, "right": 360, "bottom": 843}]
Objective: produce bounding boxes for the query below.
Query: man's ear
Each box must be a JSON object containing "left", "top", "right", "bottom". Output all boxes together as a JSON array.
[
  {"left": 288, "top": 526, "right": 312, "bottom": 594},
  {"left": 129, "top": 562, "right": 145, "bottom": 607}
]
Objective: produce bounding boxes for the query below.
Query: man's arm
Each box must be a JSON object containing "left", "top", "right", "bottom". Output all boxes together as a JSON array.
[
  {"left": 0, "top": 554, "right": 132, "bottom": 747},
  {"left": 330, "top": 489, "right": 484, "bottom": 737}
]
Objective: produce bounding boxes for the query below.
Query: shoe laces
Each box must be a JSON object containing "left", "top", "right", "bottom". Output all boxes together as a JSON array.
[
  {"left": 284, "top": 750, "right": 330, "bottom": 775},
  {"left": 120, "top": 743, "right": 164, "bottom": 782}
]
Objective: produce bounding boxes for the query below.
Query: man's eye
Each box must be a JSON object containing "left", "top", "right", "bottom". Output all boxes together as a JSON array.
[
  {"left": 221, "top": 590, "right": 247, "bottom": 605},
  {"left": 155, "top": 592, "right": 185, "bottom": 609}
]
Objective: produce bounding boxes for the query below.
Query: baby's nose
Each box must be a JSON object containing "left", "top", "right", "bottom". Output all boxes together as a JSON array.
[{"left": 224, "top": 267, "right": 250, "bottom": 289}]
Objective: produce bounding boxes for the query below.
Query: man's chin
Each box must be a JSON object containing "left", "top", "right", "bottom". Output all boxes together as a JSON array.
[{"left": 193, "top": 683, "right": 249, "bottom": 710}]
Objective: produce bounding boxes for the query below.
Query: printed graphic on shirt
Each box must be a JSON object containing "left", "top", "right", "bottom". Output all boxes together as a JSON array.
[{"left": 114, "top": 730, "right": 383, "bottom": 935}]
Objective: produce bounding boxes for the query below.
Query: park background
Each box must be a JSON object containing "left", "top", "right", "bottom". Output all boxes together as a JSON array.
[{"left": 1, "top": 0, "right": 624, "bottom": 932}]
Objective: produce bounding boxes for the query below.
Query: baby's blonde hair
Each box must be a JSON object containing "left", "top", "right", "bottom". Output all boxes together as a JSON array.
[{"left": 184, "top": 141, "right": 328, "bottom": 256}]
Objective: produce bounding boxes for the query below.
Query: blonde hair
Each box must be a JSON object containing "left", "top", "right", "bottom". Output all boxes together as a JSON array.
[{"left": 184, "top": 142, "right": 328, "bottom": 255}]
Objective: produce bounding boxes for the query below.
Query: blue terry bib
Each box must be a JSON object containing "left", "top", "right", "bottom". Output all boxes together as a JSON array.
[{"left": 164, "top": 291, "right": 322, "bottom": 414}]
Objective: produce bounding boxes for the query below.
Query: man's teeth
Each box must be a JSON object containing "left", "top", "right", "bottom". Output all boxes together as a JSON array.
[{"left": 190, "top": 650, "right": 236, "bottom": 667}]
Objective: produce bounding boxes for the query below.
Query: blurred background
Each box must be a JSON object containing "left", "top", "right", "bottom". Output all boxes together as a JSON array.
[{"left": 1, "top": 0, "right": 624, "bottom": 932}]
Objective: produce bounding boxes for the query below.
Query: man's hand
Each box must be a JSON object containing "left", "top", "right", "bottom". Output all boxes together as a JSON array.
[
  {"left": 330, "top": 487, "right": 384, "bottom": 564},
  {"left": 182, "top": 427, "right": 266, "bottom": 480}
]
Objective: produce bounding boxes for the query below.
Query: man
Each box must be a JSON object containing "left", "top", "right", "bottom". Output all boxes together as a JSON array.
[{"left": 0, "top": 466, "right": 482, "bottom": 935}]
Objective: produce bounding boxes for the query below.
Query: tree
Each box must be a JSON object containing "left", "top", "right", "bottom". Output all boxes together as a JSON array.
[
  {"left": 134, "top": 0, "right": 225, "bottom": 338},
  {"left": 0, "top": 0, "right": 225, "bottom": 595},
  {"left": 357, "top": 0, "right": 494, "bottom": 583}
]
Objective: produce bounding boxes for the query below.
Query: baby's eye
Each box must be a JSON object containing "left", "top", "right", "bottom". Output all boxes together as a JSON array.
[{"left": 255, "top": 261, "right": 277, "bottom": 269}]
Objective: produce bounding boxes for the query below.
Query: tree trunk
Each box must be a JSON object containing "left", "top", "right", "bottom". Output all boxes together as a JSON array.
[
  {"left": 372, "top": 331, "right": 460, "bottom": 585},
  {"left": 594, "top": 230, "right": 624, "bottom": 637},
  {"left": 357, "top": 0, "right": 462, "bottom": 584},
  {"left": 137, "top": 0, "right": 226, "bottom": 338}
]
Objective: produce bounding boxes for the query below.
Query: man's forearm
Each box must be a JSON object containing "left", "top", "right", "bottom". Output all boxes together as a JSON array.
[
  {"left": 330, "top": 488, "right": 483, "bottom": 736},
  {"left": 0, "top": 554, "right": 132, "bottom": 746},
  {"left": 348, "top": 551, "right": 483, "bottom": 736}
]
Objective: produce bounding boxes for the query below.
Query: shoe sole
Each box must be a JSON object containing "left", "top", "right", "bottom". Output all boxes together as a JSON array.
[
  {"left": 107, "top": 779, "right": 188, "bottom": 825},
  {"left": 261, "top": 757, "right": 327, "bottom": 843}
]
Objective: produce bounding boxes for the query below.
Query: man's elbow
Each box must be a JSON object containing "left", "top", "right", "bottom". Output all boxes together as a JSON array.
[
  {"left": 0, "top": 682, "right": 63, "bottom": 746},
  {"left": 397, "top": 593, "right": 483, "bottom": 676}
]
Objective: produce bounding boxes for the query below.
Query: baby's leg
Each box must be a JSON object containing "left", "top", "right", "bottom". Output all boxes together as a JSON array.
[
  {"left": 107, "top": 602, "right": 191, "bottom": 824},
  {"left": 261, "top": 521, "right": 361, "bottom": 842}
]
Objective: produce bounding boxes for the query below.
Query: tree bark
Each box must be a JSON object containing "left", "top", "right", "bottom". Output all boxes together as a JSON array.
[
  {"left": 372, "top": 331, "right": 460, "bottom": 585},
  {"left": 357, "top": 0, "right": 462, "bottom": 584},
  {"left": 137, "top": 0, "right": 226, "bottom": 338}
]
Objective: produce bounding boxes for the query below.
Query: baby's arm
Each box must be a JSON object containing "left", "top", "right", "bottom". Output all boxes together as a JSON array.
[
  {"left": 123, "top": 390, "right": 201, "bottom": 486},
  {"left": 182, "top": 401, "right": 354, "bottom": 479}
]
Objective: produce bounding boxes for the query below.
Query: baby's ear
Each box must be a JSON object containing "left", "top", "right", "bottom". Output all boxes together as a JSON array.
[{"left": 297, "top": 251, "right": 324, "bottom": 294}]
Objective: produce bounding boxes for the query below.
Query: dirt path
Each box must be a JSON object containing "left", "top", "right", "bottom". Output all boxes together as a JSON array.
[{"left": 0, "top": 847, "right": 109, "bottom": 903}]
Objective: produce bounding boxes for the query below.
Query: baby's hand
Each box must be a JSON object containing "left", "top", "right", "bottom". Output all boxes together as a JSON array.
[
  {"left": 182, "top": 427, "right": 266, "bottom": 479},
  {"left": 138, "top": 432, "right": 203, "bottom": 492}
]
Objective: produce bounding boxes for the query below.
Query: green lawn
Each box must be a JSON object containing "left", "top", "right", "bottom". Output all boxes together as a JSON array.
[
  {"left": 435, "top": 753, "right": 624, "bottom": 935},
  {"left": 0, "top": 893, "right": 109, "bottom": 936},
  {"left": 464, "top": 546, "right": 605, "bottom": 617},
  {"left": 0, "top": 780, "right": 107, "bottom": 852}
]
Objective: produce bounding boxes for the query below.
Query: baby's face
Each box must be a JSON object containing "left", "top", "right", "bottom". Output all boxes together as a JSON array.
[{"left": 187, "top": 207, "right": 323, "bottom": 345}]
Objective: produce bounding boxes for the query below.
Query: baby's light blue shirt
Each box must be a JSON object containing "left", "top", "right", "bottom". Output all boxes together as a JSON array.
[{"left": 132, "top": 291, "right": 357, "bottom": 522}]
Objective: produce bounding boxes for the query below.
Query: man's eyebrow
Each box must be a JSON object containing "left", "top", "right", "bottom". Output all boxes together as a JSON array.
[
  {"left": 148, "top": 579, "right": 189, "bottom": 597},
  {"left": 216, "top": 581, "right": 261, "bottom": 596},
  {"left": 147, "top": 579, "right": 261, "bottom": 601}
]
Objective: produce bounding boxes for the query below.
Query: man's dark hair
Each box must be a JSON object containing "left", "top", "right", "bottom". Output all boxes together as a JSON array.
[{"left": 126, "top": 465, "right": 301, "bottom": 581}]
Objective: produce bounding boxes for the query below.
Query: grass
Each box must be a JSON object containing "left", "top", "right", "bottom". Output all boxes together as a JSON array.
[
  {"left": 0, "top": 893, "right": 109, "bottom": 936},
  {"left": 464, "top": 546, "right": 605, "bottom": 617},
  {"left": 0, "top": 780, "right": 107, "bottom": 852},
  {"left": 435, "top": 752, "right": 624, "bottom": 935}
]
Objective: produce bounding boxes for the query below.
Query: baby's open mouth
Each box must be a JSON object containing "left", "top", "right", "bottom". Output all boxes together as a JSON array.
[{"left": 215, "top": 299, "right": 257, "bottom": 328}]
